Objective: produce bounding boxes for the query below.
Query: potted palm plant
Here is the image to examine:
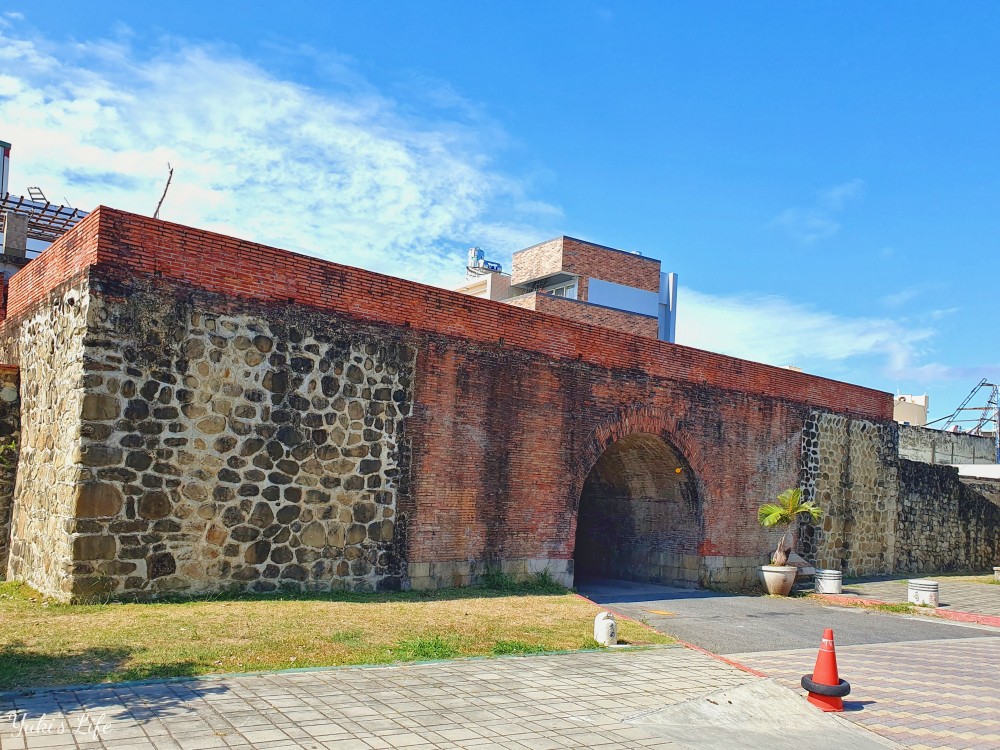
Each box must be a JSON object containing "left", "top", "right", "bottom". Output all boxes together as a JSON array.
[{"left": 757, "top": 487, "right": 823, "bottom": 595}]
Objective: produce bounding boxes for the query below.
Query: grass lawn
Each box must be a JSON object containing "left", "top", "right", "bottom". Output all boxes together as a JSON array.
[{"left": 0, "top": 575, "right": 672, "bottom": 691}]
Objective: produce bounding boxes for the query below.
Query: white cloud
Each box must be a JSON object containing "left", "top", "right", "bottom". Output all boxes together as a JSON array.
[
  {"left": 767, "top": 179, "right": 865, "bottom": 245},
  {"left": 0, "top": 27, "right": 560, "bottom": 287},
  {"left": 676, "top": 287, "right": 934, "bottom": 377}
]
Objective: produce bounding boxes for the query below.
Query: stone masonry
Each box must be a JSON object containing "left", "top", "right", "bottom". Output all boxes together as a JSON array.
[
  {"left": 799, "top": 411, "right": 900, "bottom": 576},
  {"left": 800, "top": 411, "right": 1000, "bottom": 576},
  {"left": 63, "top": 280, "right": 414, "bottom": 599},
  {"left": 0, "top": 365, "right": 19, "bottom": 573},
  {"left": 1, "top": 207, "right": 998, "bottom": 601}
]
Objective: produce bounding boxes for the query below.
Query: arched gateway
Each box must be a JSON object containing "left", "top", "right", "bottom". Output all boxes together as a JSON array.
[{"left": 571, "top": 409, "right": 705, "bottom": 588}]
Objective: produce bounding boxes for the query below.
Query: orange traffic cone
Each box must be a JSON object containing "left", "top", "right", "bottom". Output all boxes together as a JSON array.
[{"left": 800, "top": 628, "right": 851, "bottom": 712}]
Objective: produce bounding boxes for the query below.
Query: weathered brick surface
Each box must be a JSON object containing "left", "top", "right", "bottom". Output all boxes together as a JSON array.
[
  {"left": 506, "top": 292, "right": 659, "bottom": 338},
  {"left": 0, "top": 208, "right": 925, "bottom": 599},
  {"left": 15, "top": 208, "right": 888, "bottom": 421}
]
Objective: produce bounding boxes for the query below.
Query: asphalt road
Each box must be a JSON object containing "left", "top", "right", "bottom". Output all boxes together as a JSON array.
[{"left": 577, "top": 577, "right": 998, "bottom": 654}]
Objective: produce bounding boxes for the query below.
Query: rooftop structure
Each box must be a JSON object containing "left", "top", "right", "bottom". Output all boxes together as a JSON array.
[
  {"left": 0, "top": 139, "right": 89, "bottom": 279},
  {"left": 455, "top": 235, "right": 678, "bottom": 342}
]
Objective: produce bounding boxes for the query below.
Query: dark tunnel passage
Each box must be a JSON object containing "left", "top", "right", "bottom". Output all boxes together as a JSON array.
[{"left": 573, "top": 432, "right": 702, "bottom": 586}]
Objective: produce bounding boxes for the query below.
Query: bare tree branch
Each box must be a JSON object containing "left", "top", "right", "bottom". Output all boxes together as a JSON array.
[{"left": 153, "top": 163, "right": 174, "bottom": 220}]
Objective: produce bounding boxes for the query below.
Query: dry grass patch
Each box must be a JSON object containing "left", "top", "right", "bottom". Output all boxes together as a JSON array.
[{"left": 0, "top": 578, "right": 671, "bottom": 690}]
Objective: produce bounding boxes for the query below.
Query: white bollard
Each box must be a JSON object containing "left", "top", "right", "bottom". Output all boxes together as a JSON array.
[
  {"left": 994, "top": 567, "right": 1000, "bottom": 582},
  {"left": 594, "top": 611, "right": 617, "bottom": 646},
  {"left": 908, "top": 579, "right": 939, "bottom": 607}
]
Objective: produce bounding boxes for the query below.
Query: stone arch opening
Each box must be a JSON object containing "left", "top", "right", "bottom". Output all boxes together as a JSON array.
[{"left": 573, "top": 432, "right": 702, "bottom": 586}]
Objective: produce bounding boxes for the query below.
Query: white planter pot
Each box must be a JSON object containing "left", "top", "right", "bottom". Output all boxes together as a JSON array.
[{"left": 759, "top": 565, "right": 797, "bottom": 596}]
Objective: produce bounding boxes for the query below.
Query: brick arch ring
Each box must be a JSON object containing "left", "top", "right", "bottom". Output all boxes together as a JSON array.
[{"left": 568, "top": 404, "right": 711, "bottom": 515}]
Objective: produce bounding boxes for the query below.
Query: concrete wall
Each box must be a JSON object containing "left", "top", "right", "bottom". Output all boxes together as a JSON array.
[{"left": 899, "top": 424, "right": 996, "bottom": 465}]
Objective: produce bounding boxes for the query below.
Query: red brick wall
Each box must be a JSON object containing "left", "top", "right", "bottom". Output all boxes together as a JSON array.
[
  {"left": 44, "top": 208, "right": 888, "bottom": 421},
  {"left": 1, "top": 210, "right": 102, "bottom": 324},
  {"left": 507, "top": 291, "right": 659, "bottom": 338},
  {"left": 405, "top": 342, "right": 813, "bottom": 564}
]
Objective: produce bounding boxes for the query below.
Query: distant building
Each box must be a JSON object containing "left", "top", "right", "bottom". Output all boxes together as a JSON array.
[
  {"left": 893, "top": 394, "right": 928, "bottom": 426},
  {"left": 1, "top": 138, "right": 88, "bottom": 279},
  {"left": 455, "top": 235, "right": 678, "bottom": 342}
]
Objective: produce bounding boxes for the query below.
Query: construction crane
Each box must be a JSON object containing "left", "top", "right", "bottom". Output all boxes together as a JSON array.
[{"left": 926, "top": 379, "right": 1000, "bottom": 462}]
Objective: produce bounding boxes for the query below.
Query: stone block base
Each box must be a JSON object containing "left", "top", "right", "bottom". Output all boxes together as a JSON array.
[{"left": 406, "top": 558, "right": 574, "bottom": 590}]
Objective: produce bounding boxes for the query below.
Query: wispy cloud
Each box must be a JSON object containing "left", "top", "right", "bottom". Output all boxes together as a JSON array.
[
  {"left": 0, "top": 26, "right": 560, "bottom": 287},
  {"left": 881, "top": 287, "right": 923, "bottom": 308},
  {"left": 767, "top": 179, "right": 865, "bottom": 245},
  {"left": 676, "top": 287, "right": 933, "bottom": 379},
  {"left": 895, "top": 362, "right": 1000, "bottom": 383}
]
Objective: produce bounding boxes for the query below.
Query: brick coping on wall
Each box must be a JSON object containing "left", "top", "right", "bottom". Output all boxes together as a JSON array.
[{"left": 0, "top": 207, "right": 893, "bottom": 421}]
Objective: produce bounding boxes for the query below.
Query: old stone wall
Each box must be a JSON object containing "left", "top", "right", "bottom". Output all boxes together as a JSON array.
[
  {"left": 0, "top": 277, "right": 90, "bottom": 597},
  {"left": 0, "top": 365, "right": 19, "bottom": 575},
  {"left": 65, "top": 278, "right": 415, "bottom": 599},
  {"left": 899, "top": 424, "right": 996, "bottom": 465},
  {"left": 896, "top": 459, "right": 1000, "bottom": 571},
  {"left": 799, "top": 411, "right": 900, "bottom": 576},
  {"left": 0, "top": 207, "right": 902, "bottom": 600},
  {"left": 962, "top": 478, "right": 1000, "bottom": 507}
]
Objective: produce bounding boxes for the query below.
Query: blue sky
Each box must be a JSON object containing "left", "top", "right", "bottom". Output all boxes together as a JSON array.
[{"left": 1, "top": 2, "right": 998, "bottom": 422}]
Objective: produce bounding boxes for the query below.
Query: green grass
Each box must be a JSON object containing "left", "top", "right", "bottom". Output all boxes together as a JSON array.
[
  {"left": 490, "top": 640, "right": 549, "bottom": 656},
  {"left": 393, "top": 636, "right": 460, "bottom": 661},
  {"left": 0, "top": 576, "right": 673, "bottom": 691}
]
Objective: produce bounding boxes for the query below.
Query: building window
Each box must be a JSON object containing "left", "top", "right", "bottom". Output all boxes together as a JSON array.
[{"left": 544, "top": 282, "right": 577, "bottom": 299}]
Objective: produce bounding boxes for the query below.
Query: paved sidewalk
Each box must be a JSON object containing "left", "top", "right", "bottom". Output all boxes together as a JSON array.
[
  {"left": 840, "top": 576, "right": 1000, "bottom": 618},
  {"left": 1, "top": 647, "right": 760, "bottom": 750},
  {"left": 732, "top": 636, "right": 1000, "bottom": 750}
]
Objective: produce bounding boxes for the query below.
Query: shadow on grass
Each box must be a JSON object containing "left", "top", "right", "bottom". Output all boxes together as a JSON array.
[
  {"left": 27, "top": 570, "right": 573, "bottom": 608},
  {"left": 0, "top": 641, "right": 230, "bottom": 729}
]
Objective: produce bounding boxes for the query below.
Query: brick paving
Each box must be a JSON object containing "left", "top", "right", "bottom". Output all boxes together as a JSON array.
[
  {"left": 0, "top": 646, "right": 759, "bottom": 750},
  {"left": 839, "top": 576, "right": 1000, "bottom": 618},
  {"left": 731, "top": 636, "right": 1000, "bottom": 750}
]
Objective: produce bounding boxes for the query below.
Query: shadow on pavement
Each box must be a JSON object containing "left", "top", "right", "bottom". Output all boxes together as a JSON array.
[{"left": 576, "top": 576, "right": 738, "bottom": 605}]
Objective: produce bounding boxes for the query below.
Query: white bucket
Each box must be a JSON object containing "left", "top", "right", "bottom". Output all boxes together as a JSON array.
[
  {"left": 908, "top": 578, "right": 939, "bottom": 607},
  {"left": 814, "top": 569, "right": 843, "bottom": 595}
]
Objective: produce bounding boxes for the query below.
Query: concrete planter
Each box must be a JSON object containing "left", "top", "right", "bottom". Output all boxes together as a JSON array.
[
  {"left": 908, "top": 579, "right": 939, "bottom": 607},
  {"left": 814, "top": 569, "right": 843, "bottom": 595},
  {"left": 759, "top": 565, "right": 797, "bottom": 595}
]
